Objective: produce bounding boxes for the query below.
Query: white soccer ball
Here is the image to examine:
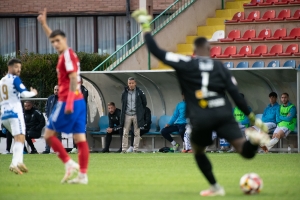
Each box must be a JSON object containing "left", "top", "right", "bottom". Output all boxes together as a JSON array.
[{"left": 240, "top": 173, "right": 263, "bottom": 195}]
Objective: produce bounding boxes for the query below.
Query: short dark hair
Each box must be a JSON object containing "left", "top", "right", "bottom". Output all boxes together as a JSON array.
[
  {"left": 128, "top": 77, "right": 135, "bottom": 81},
  {"left": 7, "top": 58, "right": 21, "bottom": 66},
  {"left": 107, "top": 102, "right": 115, "bottom": 107},
  {"left": 194, "top": 37, "right": 208, "bottom": 49},
  {"left": 269, "top": 92, "right": 277, "bottom": 98},
  {"left": 282, "top": 92, "right": 289, "bottom": 97},
  {"left": 49, "top": 30, "right": 66, "bottom": 38}
]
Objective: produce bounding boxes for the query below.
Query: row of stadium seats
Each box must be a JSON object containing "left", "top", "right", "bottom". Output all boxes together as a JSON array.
[
  {"left": 226, "top": 9, "right": 300, "bottom": 23},
  {"left": 211, "top": 44, "right": 299, "bottom": 58},
  {"left": 244, "top": 0, "right": 300, "bottom": 6},
  {"left": 90, "top": 115, "right": 179, "bottom": 136},
  {"left": 225, "top": 9, "right": 300, "bottom": 24},
  {"left": 220, "top": 28, "right": 300, "bottom": 42},
  {"left": 224, "top": 59, "right": 297, "bottom": 68}
]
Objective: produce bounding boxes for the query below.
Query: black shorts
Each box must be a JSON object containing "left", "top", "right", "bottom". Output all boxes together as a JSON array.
[{"left": 189, "top": 107, "right": 243, "bottom": 147}]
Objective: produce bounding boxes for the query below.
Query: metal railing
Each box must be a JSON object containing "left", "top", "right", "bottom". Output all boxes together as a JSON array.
[{"left": 92, "top": 0, "right": 196, "bottom": 71}]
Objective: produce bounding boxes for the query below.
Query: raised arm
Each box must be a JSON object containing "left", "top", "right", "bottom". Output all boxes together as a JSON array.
[
  {"left": 132, "top": 10, "right": 189, "bottom": 70},
  {"left": 37, "top": 8, "right": 52, "bottom": 38}
]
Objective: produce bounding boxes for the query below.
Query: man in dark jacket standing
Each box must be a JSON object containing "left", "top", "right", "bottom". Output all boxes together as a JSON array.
[
  {"left": 120, "top": 77, "right": 147, "bottom": 153},
  {"left": 101, "top": 102, "right": 123, "bottom": 153},
  {"left": 42, "top": 85, "right": 61, "bottom": 154},
  {"left": 127, "top": 106, "right": 151, "bottom": 152},
  {"left": 24, "top": 101, "right": 46, "bottom": 154}
]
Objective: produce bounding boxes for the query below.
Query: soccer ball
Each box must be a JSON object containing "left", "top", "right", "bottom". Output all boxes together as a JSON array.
[{"left": 239, "top": 173, "right": 263, "bottom": 194}]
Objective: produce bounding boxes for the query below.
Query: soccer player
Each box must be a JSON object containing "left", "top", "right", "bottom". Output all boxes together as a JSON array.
[
  {"left": 0, "top": 58, "right": 38, "bottom": 174},
  {"left": 132, "top": 10, "right": 270, "bottom": 196},
  {"left": 262, "top": 93, "right": 296, "bottom": 152},
  {"left": 37, "top": 8, "right": 89, "bottom": 184}
]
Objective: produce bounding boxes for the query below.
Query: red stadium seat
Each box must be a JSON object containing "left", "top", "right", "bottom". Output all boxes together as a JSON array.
[
  {"left": 210, "top": 46, "right": 222, "bottom": 58},
  {"left": 290, "top": 0, "right": 300, "bottom": 4},
  {"left": 262, "top": 44, "right": 283, "bottom": 56},
  {"left": 266, "top": 28, "right": 286, "bottom": 40},
  {"left": 282, "top": 28, "right": 300, "bottom": 40},
  {"left": 236, "top": 29, "right": 256, "bottom": 41},
  {"left": 248, "top": 45, "right": 268, "bottom": 57},
  {"left": 286, "top": 10, "right": 300, "bottom": 20},
  {"left": 279, "top": 44, "right": 299, "bottom": 56},
  {"left": 225, "top": 12, "right": 244, "bottom": 23},
  {"left": 259, "top": 0, "right": 278, "bottom": 5},
  {"left": 232, "top": 46, "right": 252, "bottom": 57},
  {"left": 216, "top": 46, "right": 237, "bottom": 58},
  {"left": 244, "top": 0, "right": 259, "bottom": 6},
  {"left": 240, "top": 11, "right": 260, "bottom": 22},
  {"left": 219, "top": 30, "right": 240, "bottom": 42},
  {"left": 251, "top": 29, "right": 272, "bottom": 41},
  {"left": 256, "top": 10, "right": 276, "bottom": 21},
  {"left": 274, "top": 0, "right": 292, "bottom": 5},
  {"left": 271, "top": 9, "right": 290, "bottom": 21}
]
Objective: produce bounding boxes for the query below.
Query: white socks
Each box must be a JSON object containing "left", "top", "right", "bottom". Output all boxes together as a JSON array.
[
  {"left": 267, "top": 138, "right": 279, "bottom": 150},
  {"left": 171, "top": 141, "right": 177, "bottom": 146},
  {"left": 12, "top": 142, "right": 24, "bottom": 166}
]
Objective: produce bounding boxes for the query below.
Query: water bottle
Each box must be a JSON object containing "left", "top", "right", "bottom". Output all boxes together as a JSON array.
[{"left": 288, "top": 145, "right": 291, "bottom": 154}]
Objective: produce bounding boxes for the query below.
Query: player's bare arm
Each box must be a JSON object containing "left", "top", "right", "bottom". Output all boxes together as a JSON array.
[
  {"left": 65, "top": 72, "right": 78, "bottom": 114},
  {"left": 37, "top": 8, "right": 52, "bottom": 37}
]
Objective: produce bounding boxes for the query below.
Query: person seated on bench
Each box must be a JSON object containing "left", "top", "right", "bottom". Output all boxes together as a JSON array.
[
  {"left": 101, "top": 102, "right": 123, "bottom": 153},
  {"left": 227, "top": 93, "right": 252, "bottom": 153},
  {"left": 262, "top": 93, "right": 296, "bottom": 152},
  {"left": 23, "top": 101, "right": 45, "bottom": 154},
  {"left": 246, "top": 92, "right": 279, "bottom": 136},
  {"left": 127, "top": 107, "right": 152, "bottom": 153},
  {"left": 161, "top": 94, "right": 186, "bottom": 151}
]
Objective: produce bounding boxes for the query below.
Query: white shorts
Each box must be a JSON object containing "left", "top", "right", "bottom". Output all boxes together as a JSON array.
[
  {"left": 2, "top": 117, "right": 25, "bottom": 136},
  {"left": 273, "top": 127, "right": 291, "bottom": 137},
  {"left": 253, "top": 122, "right": 276, "bottom": 133}
]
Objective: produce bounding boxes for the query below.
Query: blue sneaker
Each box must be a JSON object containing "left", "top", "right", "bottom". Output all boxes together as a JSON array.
[{"left": 23, "top": 151, "right": 28, "bottom": 154}]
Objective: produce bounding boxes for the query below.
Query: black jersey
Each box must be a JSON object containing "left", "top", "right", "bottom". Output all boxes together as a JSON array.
[{"left": 144, "top": 33, "right": 250, "bottom": 120}]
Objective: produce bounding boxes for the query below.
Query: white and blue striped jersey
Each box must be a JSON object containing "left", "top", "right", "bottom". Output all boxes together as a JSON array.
[{"left": 0, "top": 74, "right": 29, "bottom": 120}]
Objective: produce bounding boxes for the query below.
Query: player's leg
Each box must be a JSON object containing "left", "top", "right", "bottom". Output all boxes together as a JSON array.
[
  {"left": 132, "top": 116, "right": 141, "bottom": 152},
  {"left": 161, "top": 125, "right": 180, "bottom": 150},
  {"left": 68, "top": 133, "right": 89, "bottom": 184},
  {"left": 67, "top": 100, "right": 89, "bottom": 184},
  {"left": 191, "top": 140, "right": 225, "bottom": 196},
  {"left": 220, "top": 119, "right": 269, "bottom": 159},
  {"left": 3, "top": 118, "right": 27, "bottom": 174},
  {"left": 122, "top": 115, "right": 133, "bottom": 153},
  {"left": 266, "top": 128, "right": 286, "bottom": 151}
]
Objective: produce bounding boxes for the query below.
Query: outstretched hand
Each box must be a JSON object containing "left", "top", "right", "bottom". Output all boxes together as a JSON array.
[
  {"left": 131, "top": 9, "right": 152, "bottom": 32},
  {"left": 30, "top": 87, "right": 38, "bottom": 96},
  {"left": 37, "top": 8, "right": 47, "bottom": 25}
]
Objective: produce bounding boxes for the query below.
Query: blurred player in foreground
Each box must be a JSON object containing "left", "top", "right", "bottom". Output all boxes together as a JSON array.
[
  {"left": 0, "top": 59, "right": 37, "bottom": 174},
  {"left": 38, "top": 8, "right": 89, "bottom": 184},
  {"left": 132, "top": 10, "right": 270, "bottom": 196}
]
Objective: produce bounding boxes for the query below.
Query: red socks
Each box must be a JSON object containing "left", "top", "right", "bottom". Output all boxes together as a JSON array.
[
  {"left": 77, "top": 141, "right": 89, "bottom": 173},
  {"left": 47, "top": 136, "right": 70, "bottom": 163}
]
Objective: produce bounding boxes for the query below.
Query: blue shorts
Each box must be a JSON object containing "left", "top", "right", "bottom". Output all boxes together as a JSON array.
[{"left": 47, "top": 99, "right": 86, "bottom": 134}]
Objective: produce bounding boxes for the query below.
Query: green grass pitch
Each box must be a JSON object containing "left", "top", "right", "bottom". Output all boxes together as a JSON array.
[{"left": 0, "top": 153, "right": 299, "bottom": 200}]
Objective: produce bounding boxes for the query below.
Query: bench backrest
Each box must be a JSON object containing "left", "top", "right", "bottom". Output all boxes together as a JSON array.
[{"left": 98, "top": 116, "right": 109, "bottom": 132}]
